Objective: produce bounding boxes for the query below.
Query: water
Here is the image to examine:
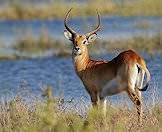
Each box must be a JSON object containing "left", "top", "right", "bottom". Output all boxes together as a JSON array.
[
  {"left": 0, "top": 53, "right": 161, "bottom": 105},
  {"left": 0, "top": 16, "right": 161, "bottom": 46}
]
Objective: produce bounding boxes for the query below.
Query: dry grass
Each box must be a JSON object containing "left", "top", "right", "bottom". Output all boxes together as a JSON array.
[
  {"left": 93, "top": 34, "right": 162, "bottom": 55},
  {"left": 118, "top": 0, "right": 162, "bottom": 16},
  {"left": 0, "top": 0, "right": 161, "bottom": 20},
  {"left": 0, "top": 87, "right": 162, "bottom": 132},
  {"left": 8, "top": 33, "right": 161, "bottom": 59},
  {"left": 0, "top": 1, "right": 116, "bottom": 20},
  {"left": 12, "top": 30, "right": 71, "bottom": 57}
]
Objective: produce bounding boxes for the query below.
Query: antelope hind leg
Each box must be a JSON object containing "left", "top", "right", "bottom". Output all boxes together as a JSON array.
[{"left": 127, "top": 89, "right": 142, "bottom": 124}]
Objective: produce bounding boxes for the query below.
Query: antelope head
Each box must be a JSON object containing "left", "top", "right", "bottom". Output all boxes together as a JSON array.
[{"left": 64, "top": 8, "right": 101, "bottom": 56}]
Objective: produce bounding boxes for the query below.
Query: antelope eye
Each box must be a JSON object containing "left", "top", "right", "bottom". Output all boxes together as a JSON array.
[{"left": 83, "top": 40, "right": 87, "bottom": 44}]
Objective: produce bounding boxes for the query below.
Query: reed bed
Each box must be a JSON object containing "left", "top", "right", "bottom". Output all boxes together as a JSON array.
[
  {"left": 0, "top": 0, "right": 161, "bottom": 20},
  {"left": 94, "top": 34, "right": 162, "bottom": 55},
  {"left": 11, "top": 32, "right": 162, "bottom": 59}
]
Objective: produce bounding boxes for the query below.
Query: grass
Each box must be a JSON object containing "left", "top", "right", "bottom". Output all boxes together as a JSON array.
[
  {"left": 0, "top": 86, "right": 162, "bottom": 132},
  {"left": 0, "top": 0, "right": 161, "bottom": 20},
  {"left": 12, "top": 30, "right": 71, "bottom": 58},
  {"left": 10, "top": 32, "right": 162, "bottom": 59},
  {"left": 117, "top": 0, "right": 162, "bottom": 16},
  {"left": 14, "top": 31, "right": 56, "bottom": 52},
  {"left": 0, "top": 1, "right": 116, "bottom": 20},
  {"left": 93, "top": 34, "right": 162, "bottom": 55}
]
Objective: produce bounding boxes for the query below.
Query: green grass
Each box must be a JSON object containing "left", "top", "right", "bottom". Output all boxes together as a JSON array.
[
  {"left": 0, "top": 87, "right": 162, "bottom": 132},
  {"left": 0, "top": 0, "right": 161, "bottom": 20}
]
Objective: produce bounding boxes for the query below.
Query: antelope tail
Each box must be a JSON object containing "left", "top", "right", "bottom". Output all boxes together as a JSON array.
[{"left": 136, "top": 64, "right": 151, "bottom": 91}]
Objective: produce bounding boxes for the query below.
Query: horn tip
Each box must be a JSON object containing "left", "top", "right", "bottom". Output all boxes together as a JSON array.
[{"left": 68, "top": 8, "right": 73, "bottom": 13}]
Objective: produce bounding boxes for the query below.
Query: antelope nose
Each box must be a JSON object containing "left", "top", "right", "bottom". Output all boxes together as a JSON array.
[{"left": 75, "top": 47, "right": 80, "bottom": 51}]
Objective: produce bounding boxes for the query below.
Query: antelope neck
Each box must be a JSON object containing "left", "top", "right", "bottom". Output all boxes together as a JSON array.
[{"left": 73, "top": 47, "right": 90, "bottom": 72}]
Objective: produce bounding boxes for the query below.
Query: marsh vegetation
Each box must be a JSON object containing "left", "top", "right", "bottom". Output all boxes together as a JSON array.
[
  {"left": 11, "top": 33, "right": 162, "bottom": 59},
  {"left": 0, "top": 87, "right": 161, "bottom": 132},
  {"left": 0, "top": 0, "right": 161, "bottom": 20}
]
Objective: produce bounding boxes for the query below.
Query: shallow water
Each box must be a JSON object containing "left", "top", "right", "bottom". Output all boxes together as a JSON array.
[{"left": 0, "top": 53, "right": 161, "bottom": 105}]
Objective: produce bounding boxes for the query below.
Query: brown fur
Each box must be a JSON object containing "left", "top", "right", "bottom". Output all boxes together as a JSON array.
[{"left": 74, "top": 49, "right": 146, "bottom": 100}]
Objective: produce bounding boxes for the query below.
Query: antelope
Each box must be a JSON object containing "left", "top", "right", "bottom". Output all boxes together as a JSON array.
[{"left": 64, "top": 9, "right": 150, "bottom": 123}]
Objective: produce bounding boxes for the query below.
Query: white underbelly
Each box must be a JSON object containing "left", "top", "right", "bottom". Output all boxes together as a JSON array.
[
  {"left": 100, "top": 76, "right": 126, "bottom": 97},
  {"left": 100, "top": 64, "right": 138, "bottom": 98}
]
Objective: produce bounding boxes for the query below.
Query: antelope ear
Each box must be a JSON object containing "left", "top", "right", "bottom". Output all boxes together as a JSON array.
[
  {"left": 64, "top": 30, "right": 72, "bottom": 40},
  {"left": 87, "top": 33, "right": 97, "bottom": 43}
]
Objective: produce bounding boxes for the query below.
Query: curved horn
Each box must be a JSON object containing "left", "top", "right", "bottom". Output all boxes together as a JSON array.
[
  {"left": 64, "top": 8, "right": 76, "bottom": 35},
  {"left": 86, "top": 11, "right": 101, "bottom": 36}
]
